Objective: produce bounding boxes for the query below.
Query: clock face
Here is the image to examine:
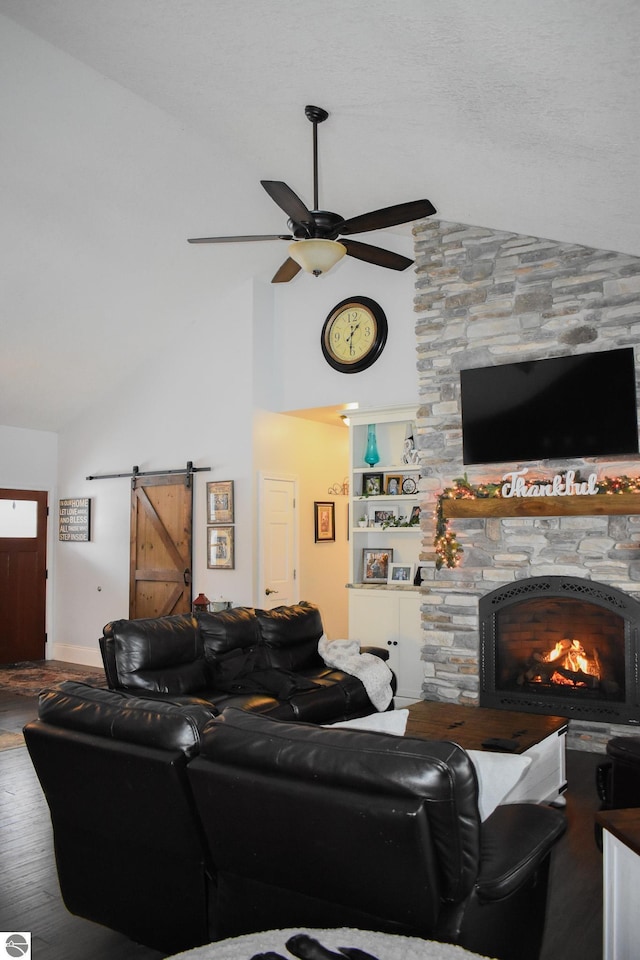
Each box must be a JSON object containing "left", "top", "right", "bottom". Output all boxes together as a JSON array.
[{"left": 321, "top": 297, "right": 388, "bottom": 373}]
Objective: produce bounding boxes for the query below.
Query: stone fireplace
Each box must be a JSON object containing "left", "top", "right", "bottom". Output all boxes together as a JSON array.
[
  {"left": 412, "top": 218, "right": 640, "bottom": 750},
  {"left": 478, "top": 575, "right": 640, "bottom": 724}
]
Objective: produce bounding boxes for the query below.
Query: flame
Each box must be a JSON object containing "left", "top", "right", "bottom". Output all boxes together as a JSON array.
[{"left": 536, "top": 637, "right": 601, "bottom": 686}]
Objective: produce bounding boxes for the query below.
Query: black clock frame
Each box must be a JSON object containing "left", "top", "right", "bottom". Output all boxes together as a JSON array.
[{"left": 321, "top": 296, "right": 388, "bottom": 374}]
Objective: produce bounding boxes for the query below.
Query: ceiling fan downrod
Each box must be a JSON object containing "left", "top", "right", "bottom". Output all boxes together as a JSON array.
[{"left": 305, "top": 105, "right": 328, "bottom": 211}]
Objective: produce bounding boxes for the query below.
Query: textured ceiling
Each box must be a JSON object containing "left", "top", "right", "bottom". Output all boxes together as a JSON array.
[{"left": 1, "top": 0, "right": 640, "bottom": 430}]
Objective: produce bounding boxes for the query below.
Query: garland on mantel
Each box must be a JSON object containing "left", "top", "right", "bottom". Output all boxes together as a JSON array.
[{"left": 434, "top": 472, "right": 640, "bottom": 570}]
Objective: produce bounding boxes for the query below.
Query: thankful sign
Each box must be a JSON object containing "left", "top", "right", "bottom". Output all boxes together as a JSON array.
[{"left": 501, "top": 469, "right": 599, "bottom": 498}]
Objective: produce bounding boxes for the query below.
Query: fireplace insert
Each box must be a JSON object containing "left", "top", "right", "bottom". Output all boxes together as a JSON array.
[{"left": 479, "top": 576, "right": 640, "bottom": 723}]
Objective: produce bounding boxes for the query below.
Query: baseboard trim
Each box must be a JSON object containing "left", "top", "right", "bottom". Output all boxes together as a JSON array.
[{"left": 48, "top": 643, "right": 103, "bottom": 669}]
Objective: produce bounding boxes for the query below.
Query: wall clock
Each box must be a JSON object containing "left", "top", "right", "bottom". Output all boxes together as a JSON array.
[{"left": 321, "top": 297, "right": 388, "bottom": 373}]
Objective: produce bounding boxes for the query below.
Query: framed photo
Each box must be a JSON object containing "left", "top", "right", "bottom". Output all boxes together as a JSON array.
[
  {"left": 384, "top": 474, "right": 403, "bottom": 495},
  {"left": 314, "top": 501, "right": 335, "bottom": 542},
  {"left": 207, "top": 481, "right": 234, "bottom": 524},
  {"left": 362, "top": 547, "right": 393, "bottom": 584},
  {"left": 373, "top": 506, "right": 398, "bottom": 526},
  {"left": 207, "top": 525, "right": 234, "bottom": 569},
  {"left": 362, "top": 472, "right": 383, "bottom": 496},
  {"left": 410, "top": 504, "right": 421, "bottom": 524},
  {"left": 388, "top": 562, "right": 415, "bottom": 584}
]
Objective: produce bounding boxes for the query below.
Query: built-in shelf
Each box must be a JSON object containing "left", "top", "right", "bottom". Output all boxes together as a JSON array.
[{"left": 442, "top": 493, "right": 640, "bottom": 519}]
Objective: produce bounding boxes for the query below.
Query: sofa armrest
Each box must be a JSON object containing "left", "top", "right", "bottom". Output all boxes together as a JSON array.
[
  {"left": 360, "top": 645, "right": 389, "bottom": 662},
  {"left": 475, "top": 802, "right": 566, "bottom": 902}
]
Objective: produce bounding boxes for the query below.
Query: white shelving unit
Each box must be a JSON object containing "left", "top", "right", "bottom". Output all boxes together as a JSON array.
[{"left": 347, "top": 405, "right": 423, "bottom": 704}]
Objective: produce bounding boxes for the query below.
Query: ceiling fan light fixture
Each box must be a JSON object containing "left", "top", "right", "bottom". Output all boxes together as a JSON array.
[{"left": 288, "top": 238, "right": 347, "bottom": 277}]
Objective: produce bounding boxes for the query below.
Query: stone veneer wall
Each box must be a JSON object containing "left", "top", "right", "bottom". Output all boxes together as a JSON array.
[{"left": 412, "top": 219, "right": 640, "bottom": 751}]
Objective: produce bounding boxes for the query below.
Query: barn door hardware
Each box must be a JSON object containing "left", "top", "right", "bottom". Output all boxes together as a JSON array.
[{"left": 86, "top": 461, "right": 211, "bottom": 487}]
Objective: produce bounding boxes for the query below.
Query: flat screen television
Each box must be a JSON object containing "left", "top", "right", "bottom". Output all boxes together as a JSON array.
[{"left": 460, "top": 347, "right": 639, "bottom": 465}]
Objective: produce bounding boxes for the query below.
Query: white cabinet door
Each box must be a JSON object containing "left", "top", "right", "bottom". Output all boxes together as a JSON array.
[{"left": 349, "top": 590, "right": 423, "bottom": 701}]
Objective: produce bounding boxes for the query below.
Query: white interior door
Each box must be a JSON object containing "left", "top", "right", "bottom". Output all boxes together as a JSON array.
[{"left": 258, "top": 475, "right": 298, "bottom": 609}]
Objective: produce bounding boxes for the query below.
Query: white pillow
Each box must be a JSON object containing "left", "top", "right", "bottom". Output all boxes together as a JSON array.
[
  {"left": 467, "top": 750, "right": 532, "bottom": 821},
  {"left": 324, "top": 709, "right": 408, "bottom": 736}
]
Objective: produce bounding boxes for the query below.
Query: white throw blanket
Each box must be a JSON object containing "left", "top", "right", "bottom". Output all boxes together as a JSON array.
[{"left": 318, "top": 634, "right": 394, "bottom": 711}]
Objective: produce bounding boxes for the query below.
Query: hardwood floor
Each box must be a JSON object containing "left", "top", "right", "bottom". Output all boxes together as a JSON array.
[{"left": 0, "top": 690, "right": 604, "bottom": 960}]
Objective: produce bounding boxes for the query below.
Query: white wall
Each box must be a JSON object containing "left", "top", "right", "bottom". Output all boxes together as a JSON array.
[{"left": 55, "top": 280, "right": 258, "bottom": 665}]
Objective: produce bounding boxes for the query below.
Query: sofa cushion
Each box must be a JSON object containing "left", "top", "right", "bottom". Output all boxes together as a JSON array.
[
  {"left": 37, "top": 680, "right": 217, "bottom": 757},
  {"left": 198, "top": 607, "right": 266, "bottom": 688},
  {"left": 256, "top": 601, "right": 324, "bottom": 671},
  {"left": 105, "top": 614, "right": 209, "bottom": 695}
]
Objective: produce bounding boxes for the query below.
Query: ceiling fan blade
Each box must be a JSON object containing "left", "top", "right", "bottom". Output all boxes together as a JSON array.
[
  {"left": 271, "top": 258, "right": 302, "bottom": 283},
  {"left": 339, "top": 199, "right": 436, "bottom": 236},
  {"left": 342, "top": 238, "right": 414, "bottom": 271},
  {"left": 261, "top": 180, "right": 314, "bottom": 231},
  {"left": 187, "top": 234, "right": 291, "bottom": 243}
]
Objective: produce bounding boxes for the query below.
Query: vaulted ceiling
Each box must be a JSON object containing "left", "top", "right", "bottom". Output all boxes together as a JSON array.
[{"left": 2, "top": 0, "right": 639, "bottom": 431}]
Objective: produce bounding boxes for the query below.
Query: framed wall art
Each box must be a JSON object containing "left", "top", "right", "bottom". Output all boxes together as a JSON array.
[
  {"left": 207, "top": 481, "right": 234, "bottom": 524},
  {"left": 207, "top": 525, "right": 235, "bottom": 569},
  {"left": 314, "top": 501, "right": 335, "bottom": 542},
  {"left": 362, "top": 547, "right": 393, "bottom": 584}
]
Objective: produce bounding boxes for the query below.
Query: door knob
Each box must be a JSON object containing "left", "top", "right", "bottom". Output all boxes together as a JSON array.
[{"left": 265, "top": 588, "right": 279, "bottom": 596}]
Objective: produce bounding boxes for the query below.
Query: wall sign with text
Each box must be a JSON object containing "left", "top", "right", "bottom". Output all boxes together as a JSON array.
[{"left": 59, "top": 498, "right": 91, "bottom": 541}]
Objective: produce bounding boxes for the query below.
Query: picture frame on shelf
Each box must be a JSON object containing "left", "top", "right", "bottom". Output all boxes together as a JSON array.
[
  {"left": 314, "top": 501, "right": 336, "bottom": 542},
  {"left": 384, "top": 474, "right": 403, "bottom": 495},
  {"left": 207, "top": 480, "right": 234, "bottom": 524},
  {"left": 410, "top": 504, "right": 421, "bottom": 524},
  {"left": 362, "top": 472, "right": 383, "bottom": 497},
  {"left": 362, "top": 547, "right": 393, "bottom": 583},
  {"left": 207, "top": 525, "right": 234, "bottom": 569},
  {"left": 373, "top": 507, "right": 398, "bottom": 526},
  {"left": 402, "top": 476, "right": 418, "bottom": 495},
  {"left": 388, "top": 562, "right": 415, "bottom": 584}
]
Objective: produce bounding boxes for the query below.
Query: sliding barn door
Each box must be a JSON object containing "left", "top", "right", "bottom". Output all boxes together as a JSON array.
[{"left": 129, "top": 474, "right": 193, "bottom": 619}]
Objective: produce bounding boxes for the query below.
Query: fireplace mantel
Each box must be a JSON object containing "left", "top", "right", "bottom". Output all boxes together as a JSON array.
[{"left": 442, "top": 493, "right": 640, "bottom": 519}]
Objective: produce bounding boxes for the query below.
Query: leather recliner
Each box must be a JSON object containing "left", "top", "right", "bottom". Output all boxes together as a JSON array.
[
  {"left": 23, "top": 681, "right": 218, "bottom": 954},
  {"left": 187, "top": 707, "right": 568, "bottom": 960}
]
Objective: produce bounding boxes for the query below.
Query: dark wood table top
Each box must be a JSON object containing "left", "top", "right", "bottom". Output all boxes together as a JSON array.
[
  {"left": 404, "top": 700, "right": 568, "bottom": 754},
  {"left": 596, "top": 808, "right": 640, "bottom": 857}
]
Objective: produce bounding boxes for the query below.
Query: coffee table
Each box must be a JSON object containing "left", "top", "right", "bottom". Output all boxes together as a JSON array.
[{"left": 405, "top": 700, "right": 568, "bottom": 805}]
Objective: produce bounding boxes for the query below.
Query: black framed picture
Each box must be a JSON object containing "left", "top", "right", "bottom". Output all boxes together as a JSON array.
[
  {"left": 362, "top": 472, "right": 383, "bottom": 496},
  {"left": 314, "top": 501, "right": 335, "bottom": 542}
]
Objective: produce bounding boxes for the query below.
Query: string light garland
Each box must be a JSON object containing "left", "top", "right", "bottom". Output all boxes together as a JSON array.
[{"left": 434, "top": 472, "right": 640, "bottom": 570}]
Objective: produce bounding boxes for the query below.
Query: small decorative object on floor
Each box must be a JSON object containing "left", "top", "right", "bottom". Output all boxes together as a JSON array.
[{"left": 364, "top": 424, "right": 380, "bottom": 466}]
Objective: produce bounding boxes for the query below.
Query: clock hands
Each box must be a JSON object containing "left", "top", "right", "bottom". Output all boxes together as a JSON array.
[{"left": 344, "top": 319, "right": 361, "bottom": 356}]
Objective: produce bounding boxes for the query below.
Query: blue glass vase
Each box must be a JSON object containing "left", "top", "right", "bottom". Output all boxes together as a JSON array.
[{"left": 364, "top": 424, "right": 380, "bottom": 466}]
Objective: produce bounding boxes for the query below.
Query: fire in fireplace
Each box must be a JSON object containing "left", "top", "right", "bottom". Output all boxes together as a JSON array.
[{"left": 479, "top": 576, "right": 640, "bottom": 723}]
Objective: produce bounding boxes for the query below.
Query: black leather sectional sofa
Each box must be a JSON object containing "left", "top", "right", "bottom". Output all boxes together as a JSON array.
[
  {"left": 24, "top": 683, "right": 567, "bottom": 960},
  {"left": 99, "top": 600, "right": 393, "bottom": 722}
]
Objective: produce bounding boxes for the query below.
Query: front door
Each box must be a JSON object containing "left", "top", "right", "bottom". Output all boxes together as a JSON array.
[
  {"left": 130, "top": 473, "right": 193, "bottom": 619},
  {"left": 258, "top": 475, "right": 298, "bottom": 609},
  {"left": 0, "top": 489, "right": 48, "bottom": 663}
]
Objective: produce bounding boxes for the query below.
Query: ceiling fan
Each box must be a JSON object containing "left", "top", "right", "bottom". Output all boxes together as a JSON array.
[{"left": 188, "top": 105, "right": 436, "bottom": 283}]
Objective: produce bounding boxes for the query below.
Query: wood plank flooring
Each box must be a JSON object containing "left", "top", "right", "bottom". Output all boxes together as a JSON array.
[{"left": 0, "top": 690, "right": 605, "bottom": 960}]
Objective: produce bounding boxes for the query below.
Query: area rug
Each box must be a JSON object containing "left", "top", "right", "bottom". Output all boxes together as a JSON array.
[
  {"left": 0, "top": 661, "right": 105, "bottom": 698},
  {"left": 0, "top": 731, "right": 25, "bottom": 751}
]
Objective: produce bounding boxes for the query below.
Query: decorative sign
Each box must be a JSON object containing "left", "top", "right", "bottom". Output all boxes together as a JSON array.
[
  {"left": 501, "top": 469, "right": 599, "bottom": 498},
  {"left": 59, "top": 498, "right": 91, "bottom": 541}
]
